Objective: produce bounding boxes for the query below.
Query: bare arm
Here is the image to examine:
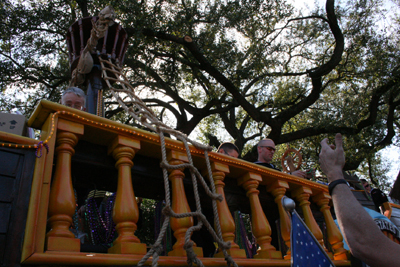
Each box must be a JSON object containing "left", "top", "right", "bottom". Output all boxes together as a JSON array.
[
  {"left": 291, "top": 169, "right": 306, "bottom": 178},
  {"left": 319, "top": 133, "right": 400, "bottom": 267}
]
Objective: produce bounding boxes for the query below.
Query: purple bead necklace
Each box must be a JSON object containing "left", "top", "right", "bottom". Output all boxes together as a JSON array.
[{"left": 84, "top": 193, "right": 116, "bottom": 247}]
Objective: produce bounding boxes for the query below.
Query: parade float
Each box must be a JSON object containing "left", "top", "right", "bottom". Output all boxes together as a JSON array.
[{"left": 1, "top": 6, "right": 398, "bottom": 267}]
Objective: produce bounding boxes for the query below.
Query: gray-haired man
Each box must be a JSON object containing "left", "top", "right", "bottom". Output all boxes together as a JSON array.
[{"left": 61, "top": 87, "right": 86, "bottom": 111}]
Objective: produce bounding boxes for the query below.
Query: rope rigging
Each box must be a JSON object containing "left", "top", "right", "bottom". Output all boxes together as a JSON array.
[{"left": 99, "top": 54, "right": 238, "bottom": 267}]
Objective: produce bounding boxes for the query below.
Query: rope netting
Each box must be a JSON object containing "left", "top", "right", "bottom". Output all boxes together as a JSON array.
[
  {"left": 67, "top": 7, "right": 239, "bottom": 265},
  {"left": 98, "top": 55, "right": 238, "bottom": 267}
]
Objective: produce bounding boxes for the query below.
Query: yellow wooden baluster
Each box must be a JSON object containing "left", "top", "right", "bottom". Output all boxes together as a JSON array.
[
  {"left": 46, "top": 119, "right": 83, "bottom": 252},
  {"left": 167, "top": 150, "right": 203, "bottom": 257},
  {"left": 108, "top": 136, "right": 146, "bottom": 255},
  {"left": 209, "top": 162, "right": 246, "bottom": 258},
  {"left": 313, "top": 192, "right": 348, "bottom": 260},
  {"left": 267, "top": 180, "right": 291, "bottom": 259},
  {"left": 292, "top": 186, "right": 332, "bottom": 259},
  {"left": 238, "top": 172, "right": 282, "bottom": 259}
]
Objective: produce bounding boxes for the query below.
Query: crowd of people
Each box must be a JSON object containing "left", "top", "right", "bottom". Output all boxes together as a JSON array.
[{"left": 60, "top": 87, "right": 399, "bottom": 266}]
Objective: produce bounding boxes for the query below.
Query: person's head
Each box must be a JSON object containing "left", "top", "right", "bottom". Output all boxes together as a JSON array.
[
  {"left": 360, "top": 179, "right": 371, "bottom": 193},
  {"left": 257, "top": 138, "right": 276, "bottom": 163},
  {"left": 61, "top": 87, "right": 86, "bottom": 111},
  {"left": 217, "top": 142, "right": 239, "bottom": 158}
]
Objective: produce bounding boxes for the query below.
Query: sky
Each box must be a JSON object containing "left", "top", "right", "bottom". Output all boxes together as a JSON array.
[{"left": 380, "top": 146, "right": 400, "bottom": 184}]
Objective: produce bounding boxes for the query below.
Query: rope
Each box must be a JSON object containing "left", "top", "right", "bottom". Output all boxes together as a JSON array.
[
  {"left": 99, "top": 55, "right": 237, "bottom": 267},
  {"left": 70, "top": 8, "right": 112, "bottom": 87}
]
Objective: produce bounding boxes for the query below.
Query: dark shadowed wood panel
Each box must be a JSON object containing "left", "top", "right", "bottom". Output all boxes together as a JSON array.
[
  {"left": 0, "top": 203, "right": 12, "bottom": 234},
  {"left": 0, "top": 147, "right": 35, "bottom": 267},
  {"left": 0, "top": 235, "right": 5, "bottom": 261},
  {"left": 0, "top": 176, "right": 15, "bottom": 203}
]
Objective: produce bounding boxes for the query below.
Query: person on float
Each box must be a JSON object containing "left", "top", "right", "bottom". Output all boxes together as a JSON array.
[
  {"left": 61, "top": 87, "right": 86, "bottom": 111},
  {"left": 254, "top": 138, "right": 313, "bottom": 178},
  {"left": 320, "top": 133, "right": 400, "bottom": 267},
  {"left": 360, "top": 178, "right": 392, "bottom": 218},
  {"left": 217, "top": 142, "right": 239, "bottom": 158}
]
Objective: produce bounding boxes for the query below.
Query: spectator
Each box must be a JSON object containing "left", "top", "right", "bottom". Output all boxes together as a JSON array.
[
  {"left": 61, "top": 87, "right": 86, "bottom": 111},
  {"left": 319, "top": 133, "right": 400, "bottom": 267},
  {"left": 360, "top": 178, "right": 391, "bottom": 217},
  {"left": 217, "top": 142, "right": 239, "bottom": 158},
  {"left": 254, "top": 138, "right": 310, "bottom": 178}
]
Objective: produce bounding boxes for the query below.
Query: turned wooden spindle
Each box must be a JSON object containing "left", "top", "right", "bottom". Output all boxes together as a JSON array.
[
  {"left": 292, "top": 186, "right": 332, "bottom": 258},
  {"left": 108, "top": 136, "right": 146, "bottom": 255},
  {"left": 267, "top": 180, "right": 291, "bottom": 259},
  {"left": 167, "top": 150, "right": 203, "bottom": 257},
  {"left": 313, "top": 192, "right": 348, "bottom": 260},
  {"left": 208, "top": 162, "right": 246, "bottom": 258},
  {"left": 46, "top": 119, "right": 83, "bottom": 252},
  {"left": 238, "top": 172, "right": 282, "bottom": 259}
]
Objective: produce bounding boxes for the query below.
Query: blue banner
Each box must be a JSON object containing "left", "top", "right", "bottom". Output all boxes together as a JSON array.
[{"left": 291, "top": 210, "right": 335, "bottom": 267}]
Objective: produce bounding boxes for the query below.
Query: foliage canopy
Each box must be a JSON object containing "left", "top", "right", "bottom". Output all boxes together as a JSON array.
[{"left": 1, "top": 0, "right": 399, "bottom": 185}]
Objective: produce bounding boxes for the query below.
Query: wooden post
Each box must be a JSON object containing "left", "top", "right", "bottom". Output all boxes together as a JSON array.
[
  {"left": 46, "top": 119, "right": 83, "bottom": 252},
  {"left": 267, "top": 180, "right": 291, "bottom": 259},
  {"left": 107, "top": 136, "right": 146, "bottom": 255},
  {"left": 313, "top": 192, "right": 348, "bottom": 260},
  {"left": 167, "top": 150, "right": 203, "bottom": 257},
  {"left": 238, "top": 172, "right": 282, "bottom": 259},
  {"left": 209, "top": 162, "right": 246, "bottom": 258},
  {"left": 292, "top": 186, "right": 332, "bottom": 258}
]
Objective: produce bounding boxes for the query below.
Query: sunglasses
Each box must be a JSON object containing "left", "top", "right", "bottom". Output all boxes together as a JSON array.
[
  {"left": 364, "top": 184, "right": 370, "bottom": 188},
  {"left": 260, "top": 146, "right": 276, "bottom": 152}
]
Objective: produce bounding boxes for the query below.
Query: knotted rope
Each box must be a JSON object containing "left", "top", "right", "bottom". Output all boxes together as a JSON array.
[
  {"left": 73, "top": 8, "right": 239, "bottom": 265},
  {"left": 99, "top": 55, "right": 238, "bottom": 267}
]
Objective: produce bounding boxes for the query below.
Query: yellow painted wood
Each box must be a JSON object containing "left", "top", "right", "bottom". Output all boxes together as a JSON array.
[
  {"left": 21, "top": 114, "right": 57, "bottom": 260},
  {"left": 36, "top": 115, "right": 58, "bottom": 252},
  {"left": 46, "top": 236, "right": 80, "bottom": 252},
  {"left": 292, "top": 186, "right": 331, "bottom": 258},
  {"left": 238, "top": 172, "right": 262, "bottom": 185},
  {"left": 15, "top": 101, "right": 352, "bottom": 266},
  {"left": 20, "top": 155, "right": 47, "bottom": 258},
  {"left": 57, "top": 118, "right": 84, "bottom": 135},
  {"left": 167, "top": 149, "right": 189, "bottom": 162},
  {"left": 211, "top": 161, "right": 230, "bottom": 173},
  {"left": 267, "top": 180, "right": 291, "bottom": 260},
  {"left": 108, "top": 137, "right": 146, "bottom": 255},
  {"left": 0, "top": 131, "right": 39, "bottom": 145},
  {"left": 240, "top": 174, "right": 282, "bottom": 259},
  {"left": 108, "top": 242, "right": 147, "bottom": 255},
  {"left": 22, "top": 251, "right": 353, "bottom": 266},
  {"left": 107, "top": 135, "right": 141, "bottom": 154},
  {"left": 313, "top": 192, "right": 348, "bottom": 260},
  {"left": 212, "top": 170, "right": 246, "bottom": 258},
  {"left": 46, "top": 130, "right": 81, "bottom": 251},
  {"left": 167, "top": 150, "right": 203, "bottom": 257}
]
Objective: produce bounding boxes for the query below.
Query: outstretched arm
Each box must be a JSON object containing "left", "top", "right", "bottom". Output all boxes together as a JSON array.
[{"left": 319, "top": 133, "right": 400, "bottom": 267}]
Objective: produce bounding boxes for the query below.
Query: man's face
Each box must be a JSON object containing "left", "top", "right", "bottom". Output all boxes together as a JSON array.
[
  {"left": 363, "top": 182, "right": 371, "bottom": 193},
  {"left": 61, "top": 92, "right": 85, "bottom": 110},
  {"left": 257, "top": 139, "right": 276, "bottom": 163},
  {"left": 220, "top": 148, "right": 239, "bottom": 158}
]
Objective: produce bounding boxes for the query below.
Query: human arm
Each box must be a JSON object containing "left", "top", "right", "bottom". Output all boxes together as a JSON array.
[
  {"left": 319, "top": 133, "right": 400, "bottom": 267},
  {"left": 382, "top": 202, "right": 392, "bottom": 218},
  {"left": 290, "top": 169, "right": 306, "bottom": 178},
  {"left": 290, "top": 169, "right": 315, "bottom": 179}
]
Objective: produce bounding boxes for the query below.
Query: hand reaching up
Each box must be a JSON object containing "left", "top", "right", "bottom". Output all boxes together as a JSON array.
[{"left": 319, "top": 133, "right": 345, "bottom": 182}]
